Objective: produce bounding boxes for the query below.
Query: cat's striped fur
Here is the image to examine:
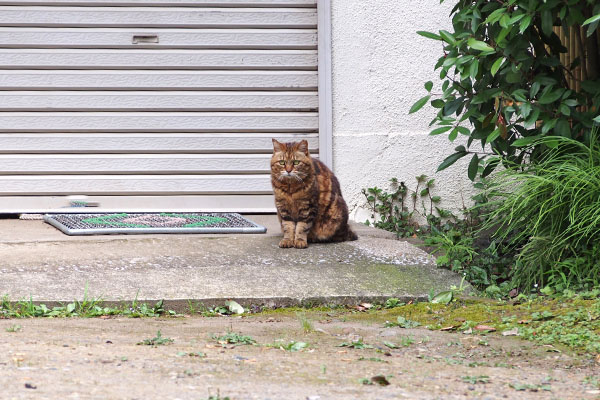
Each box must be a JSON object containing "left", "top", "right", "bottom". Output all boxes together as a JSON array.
[{"left": 271, "top": 139, "right": 357, "bottom": 249}]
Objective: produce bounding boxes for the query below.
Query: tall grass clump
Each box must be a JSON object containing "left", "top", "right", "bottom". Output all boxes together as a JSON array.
[{"left": 484, "top": 132, "right": 600, "bottom": 290}]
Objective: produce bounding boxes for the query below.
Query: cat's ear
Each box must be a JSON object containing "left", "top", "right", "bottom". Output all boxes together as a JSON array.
[
  {"left": 272, "top": 138, "right": 285, "bottom": 153},
  {"left": 297, "top": 140, "right": 309, "bottom": 155}
]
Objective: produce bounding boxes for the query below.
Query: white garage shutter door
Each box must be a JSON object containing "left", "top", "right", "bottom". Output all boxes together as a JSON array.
[{"left": 0, "top": 0, "right": 326, "bottom": 213}]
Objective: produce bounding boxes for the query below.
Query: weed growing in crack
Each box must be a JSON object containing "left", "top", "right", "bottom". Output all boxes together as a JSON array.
[
  {"left": 137, "top": 330, "right": 174, "bottom": 346},
  {"left": 212, "top": 332, "right": 256, "bottom": 347}
]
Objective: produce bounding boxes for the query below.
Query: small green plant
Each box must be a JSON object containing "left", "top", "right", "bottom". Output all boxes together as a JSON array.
[
  {"left": 137, "top": 330, "right": 174, "bottom": 346},
  {"left": 266, "top": 340, "right": 309, "bottom": 352},
  {"left": 384, "top": 298, "right": 405, "bottom": 309},
  {"left": 584, "top": 376, "right": 600, "bottom": 389},
  {"left": 176, "top": 351, "right": 206, "bottom": 358},
  {"left": 461, "top": 375, "right": 490, "bottom": 384},
  {"left": 509, "top": 382, "right": 552, "bottom": 392},
  {"left": 5, "top": 324, "right": 21, "bottom": 332},
  {"left": 212, "top": 332, "right": 256, "bottom": 346},
  {"left": 206, "top": 390, "right": 230, "bottom": 400},
  {"left": 337, "top": 339, "right": 373, "bottom": 349},
  {"left": 400, "top": 336, "right": 416, "bottom": 347},
  {"left": 363, "top": 176, "right": 455, "bottom": 237},
  {"left": 384, "top": 316, "right": 421, "bottom": 329},
  {"left": 358, "top": 357, "right": 388, "bottom": 363},
  {"left": 297, "top": 312, "right": 314, "bottom": 333}
]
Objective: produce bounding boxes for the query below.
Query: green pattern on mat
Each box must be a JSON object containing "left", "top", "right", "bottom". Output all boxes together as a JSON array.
[{"left": 81, "top": 213, "right": 229, "bottom": 228}]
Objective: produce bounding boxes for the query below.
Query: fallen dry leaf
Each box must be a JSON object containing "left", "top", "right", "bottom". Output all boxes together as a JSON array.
[
  {"left": 440, "top": 326, "right": 456, "bottom": 331},
  {"left": 502, "top": 328, "right": 519, "bottom": 336},
  {"left": 474, "top": 325, "right": 496, "bottom": 332}
]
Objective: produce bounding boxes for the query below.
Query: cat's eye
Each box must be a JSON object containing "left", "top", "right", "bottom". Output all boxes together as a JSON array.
[
  {"left": 278, "top": 160, "right": 285, "bottom": 165},
  {"left": 293, "top": 160, "right": 300, "bottom": 165}
]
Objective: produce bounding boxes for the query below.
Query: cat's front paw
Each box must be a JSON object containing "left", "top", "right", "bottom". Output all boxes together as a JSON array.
[
  {"left": 294, "top": 239, "right": 308, "bottom": 249},
  {"left": 279, "top": 238, "right": 295, "bottom": 248}
]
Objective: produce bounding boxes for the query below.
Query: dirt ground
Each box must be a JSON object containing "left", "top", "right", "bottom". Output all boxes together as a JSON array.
[{"left": 1, "top": 311, "right": 599, "bottom": 400}]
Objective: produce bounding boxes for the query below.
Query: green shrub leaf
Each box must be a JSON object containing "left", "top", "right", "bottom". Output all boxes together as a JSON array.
[
  {"left": 512, "top": 136, "right": 542, "bottom": 147},
  {"left": 437, "top": 151, "right": 467, "bottom": 172},
  {"left": 467, "top": 38, "right": 495, "bottom": 52},
  {"left": 439, "top": 30, "right": 456, "bottom": 45},
  {"left": 582, "top": 13, "right": 600, "bottom": 26},
  {"left": 486, "top": 127, "right": 501, "bottom": 144},
  {"left": 491, "top": 57, "right": 505, "bottom": 76},
  {"left": 430, "top": 126, "right": 452, "bottom": 136},
  {"left": 409, "top": 95, "right": 431, "bottom": 114},
  {"left": 417, "top": 30, "right": 442, "bottom": 40},
  {"left": 468, "top": 154, "right": 479, "bottom": 181}
]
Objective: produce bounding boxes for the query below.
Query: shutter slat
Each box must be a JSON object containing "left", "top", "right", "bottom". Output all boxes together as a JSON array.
[
  {"left": 0, "top": 133, "right": 319, "bottom": 153},
  {"left": 0, "top": 28, "right": 317, "bottom": 49},
  {"left": 0, "top": 174, "right": 273, "bottom": 195},
  {"left": 0, "top": 112, "right": 319, "bottom": 132},
  {"left": 0, "top": 49, "right": 317, "bottom": 70},
  {"left": 0, "top": 1, "right": 316, "bottom": 6},
  {"left": 0, "top": 154, "right": 279, "bottom": 174},
  {"left": 0, "top": 7, "right": 317, "bottom": 28},
  {"left": 0, "top": 91, "right": 318, "bottom": 111},
  {"left": 0, "top": 70, "right": 318, "bottom": 91}
]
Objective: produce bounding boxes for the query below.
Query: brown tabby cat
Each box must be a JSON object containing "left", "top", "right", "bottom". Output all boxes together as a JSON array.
[{"left": 271, "top": 139, "right": 357, "bottom": 249}]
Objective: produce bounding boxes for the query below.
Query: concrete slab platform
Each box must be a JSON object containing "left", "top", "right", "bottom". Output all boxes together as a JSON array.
[{"left": 0, "top": 215, "right": 465, "bottom": 308}]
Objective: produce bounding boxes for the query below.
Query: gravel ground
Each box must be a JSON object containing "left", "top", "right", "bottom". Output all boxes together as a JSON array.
[{"left": 1, "top": 313, "right": 599, "bottom": 400}]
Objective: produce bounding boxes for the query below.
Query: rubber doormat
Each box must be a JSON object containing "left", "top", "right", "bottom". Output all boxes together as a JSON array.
[{"left": 44, "top": 213, "right": 267, "bottom": 236}]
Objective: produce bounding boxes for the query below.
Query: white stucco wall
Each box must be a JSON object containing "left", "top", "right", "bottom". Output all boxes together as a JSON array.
[{"left": 330, "top": 0, "right": 477, "bottom": 223}]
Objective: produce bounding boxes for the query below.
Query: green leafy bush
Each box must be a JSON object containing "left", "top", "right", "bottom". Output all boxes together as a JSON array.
[
  {"left": 483, "top": 134, "right": 600, "bottom": 289},
  {"left": 411, "top": 0, "right": 600, "bottom": 180}
]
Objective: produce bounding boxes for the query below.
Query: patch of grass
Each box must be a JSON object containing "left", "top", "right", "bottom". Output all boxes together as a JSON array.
[
  {"left": 584, "top": 376, "right": 600, "bottom": 389},
  {"left": 0, "top": 294, "right": 176, "bottom": 319},
  {"left": 297, "top": 312, "right": 314, "bottom": 333},
  {"left": 137, "top": 330, "right": 174, "bottom": 346},
  {"left": 484, "top": 135, "right": 600, "bottom": 290},
  {"left": 5, "top": 324, "right": 21, "bottom": 332},
  {"left": 519, "top": 301, "right": 600, "bottom": 353},
  {"left": 509, "top": 382, "right": 552, "bottom": 392},
  {"left": 212, "top": 332, "right": 256, "bottom": 346},
  {"left": 461, "top": 375, "right": 490, "bottom": 384}
]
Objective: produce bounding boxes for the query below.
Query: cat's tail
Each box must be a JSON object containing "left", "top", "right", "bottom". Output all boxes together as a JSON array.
[{"left": 346, "top": 227, "right": 358, "bottom": 241}]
